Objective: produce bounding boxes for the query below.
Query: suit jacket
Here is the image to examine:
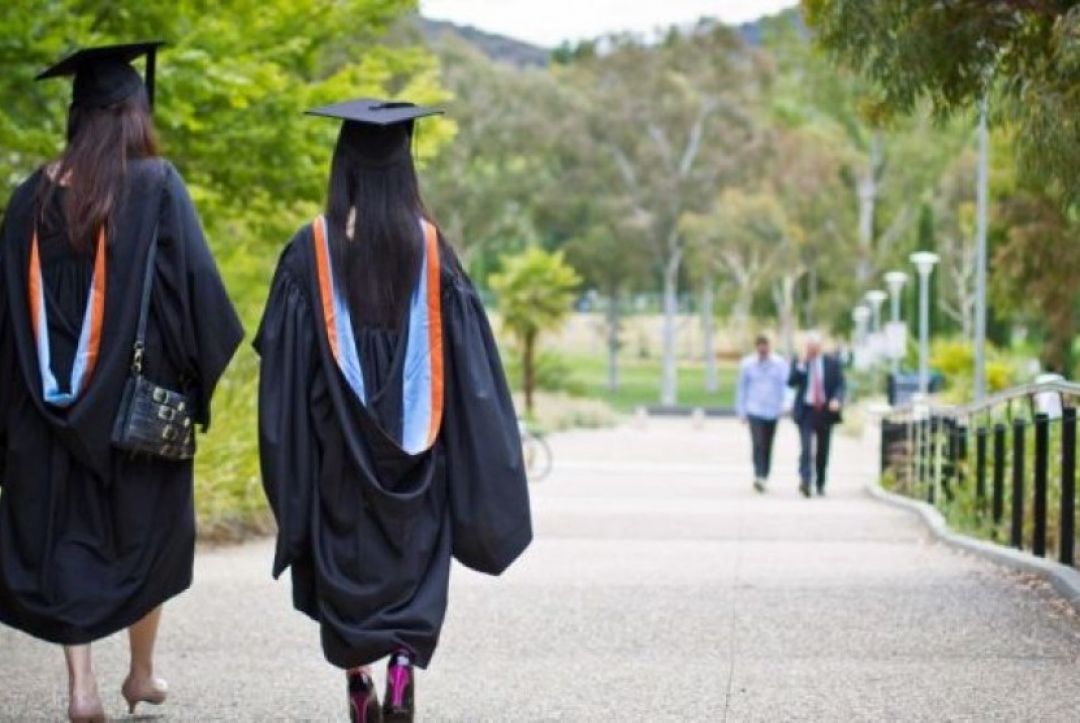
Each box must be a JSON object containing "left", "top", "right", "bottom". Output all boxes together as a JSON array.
[{"left": 788, "top": 354, "right": 846, "bottom": 425}]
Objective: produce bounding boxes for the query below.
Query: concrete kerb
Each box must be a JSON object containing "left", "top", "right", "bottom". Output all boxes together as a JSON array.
[{"left": 865, "top": 478, "right": 1080, "bottom": 612}]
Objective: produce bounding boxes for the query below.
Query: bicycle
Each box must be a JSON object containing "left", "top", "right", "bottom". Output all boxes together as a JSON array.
[{"left": 518, "top": 419, "right": 553, "bottom": 482}]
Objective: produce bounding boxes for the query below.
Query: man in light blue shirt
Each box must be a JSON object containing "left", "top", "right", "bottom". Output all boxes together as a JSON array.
[{"left": 736, "top": 335, "right": 790, "bottom": 492}]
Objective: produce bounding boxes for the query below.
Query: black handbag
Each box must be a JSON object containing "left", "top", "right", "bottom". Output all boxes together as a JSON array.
[{"left": 111, "top": 217, "right": 197, "bottom": 460}]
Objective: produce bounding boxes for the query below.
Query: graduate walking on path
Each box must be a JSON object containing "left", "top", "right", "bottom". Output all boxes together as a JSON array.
[
  {"left": 255, "top": 98, "right": 532, "bottom": 722},
  {"left": 0, "top": 43, "right": 243, "bottom": 722}
]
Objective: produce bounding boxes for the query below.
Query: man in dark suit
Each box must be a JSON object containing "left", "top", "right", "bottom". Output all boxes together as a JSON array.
[{"left": 788, "top": 333, "right": 846, "bottom": 497}]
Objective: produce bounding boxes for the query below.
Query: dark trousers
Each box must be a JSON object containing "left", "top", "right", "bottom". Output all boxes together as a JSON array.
[
  {"left": 798, "top": 410, "right": 834, "bottom": 489},
  {"left": 747, "top": 415, "right": 778, "bottom": 480}
]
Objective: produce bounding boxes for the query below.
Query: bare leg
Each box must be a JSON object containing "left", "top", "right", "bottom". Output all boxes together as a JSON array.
[
  {"left": 127, "top": 605, "right": 162, "bottom": 680},
  {"left": 122, "top": 606, "right": 168, "bottom": 713},
  {"left": 64, "top": 645, "right": 103, "bottom": 721}
]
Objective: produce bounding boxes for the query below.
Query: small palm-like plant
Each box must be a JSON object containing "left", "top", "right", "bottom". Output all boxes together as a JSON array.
[{"left": 489, "top": 247, "right": 581, "bottom": 415}]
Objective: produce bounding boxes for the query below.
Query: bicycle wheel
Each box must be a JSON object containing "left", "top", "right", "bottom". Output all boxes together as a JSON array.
[{"left": 522, "top": 431, "right": 553, "bottom": 482}]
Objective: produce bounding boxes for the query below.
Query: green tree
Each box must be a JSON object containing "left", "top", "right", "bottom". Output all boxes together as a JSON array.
[
  {"left": 803, "top": 0, "right": 1080, "bottom": 205},
  {"left": 760, "top": 8, "right": 967, "bottom": 324},
  {"left": 993, "top": 185, "right": 1080, "bottom": 373},
  {"left": 421, "top": 32, "right": 564, "bottom": 275},
  {"left": 489, "top": 247, "right": 581, "bottom": 414},
  {"left": 561, "top": 23, "right": 769, "bottom": 405}
]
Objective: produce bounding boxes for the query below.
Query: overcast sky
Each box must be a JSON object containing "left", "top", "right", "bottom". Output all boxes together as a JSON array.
[{"left": 421, "top": 0, "right": 800, "bottom": 47}]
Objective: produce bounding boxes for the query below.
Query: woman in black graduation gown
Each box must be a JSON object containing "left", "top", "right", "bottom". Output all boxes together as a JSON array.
[
  {"left": 0, "top": 44, "right": 243, "bottom": 722},
  {"left": 256, "top": 99, "right": 532, "bottom": 722}
]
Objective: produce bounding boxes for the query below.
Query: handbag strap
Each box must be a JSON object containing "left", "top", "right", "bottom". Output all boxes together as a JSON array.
[{"left": 130, "top": 163, "right": 167, "bottom": 374}]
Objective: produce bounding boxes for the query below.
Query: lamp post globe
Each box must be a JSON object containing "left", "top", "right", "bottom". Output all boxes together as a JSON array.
[
  {"left": 884, "top": 271, "right": 908, "bottom": 323},
  {"left": 865, "top": 289, "right": 888, "bottom": 331}
]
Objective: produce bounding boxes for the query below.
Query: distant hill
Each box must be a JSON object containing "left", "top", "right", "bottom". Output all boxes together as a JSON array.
[
  {"left": 417, "top": 17, "right": 550, "bottom": 68},
  {"left": 415, "top": 9, "right": 801, "bottom": 67}
]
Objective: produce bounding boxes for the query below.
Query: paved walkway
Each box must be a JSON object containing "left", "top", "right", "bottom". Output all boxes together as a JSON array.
[{"left": 4, "top": 419, "right": 1080, "bottom": 721}]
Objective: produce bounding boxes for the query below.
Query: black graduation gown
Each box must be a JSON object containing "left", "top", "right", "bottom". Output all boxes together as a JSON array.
[
  {"left": 0, "top": 159, "right": 243, "bottom": 645},
  {"left": 255, "top": 224, "right": 532, "bottom": 670}
]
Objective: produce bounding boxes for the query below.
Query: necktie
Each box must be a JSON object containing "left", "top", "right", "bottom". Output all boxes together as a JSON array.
[{"left": 812, "top": 361, "right": 825, "bottom": 410}]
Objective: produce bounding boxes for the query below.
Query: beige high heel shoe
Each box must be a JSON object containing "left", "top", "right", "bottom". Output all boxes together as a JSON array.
[
  {"left": 67, "top": 693, "right": 105, "bottom": 723},
  {"left": 121, "top": 675, "right": 168, "bottom": 715}
]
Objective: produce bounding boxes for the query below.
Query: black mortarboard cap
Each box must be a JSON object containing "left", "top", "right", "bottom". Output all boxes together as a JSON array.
[
  {"left": 36, "top": 41, "right": 164, "bottom": 109},
  {"left": 305, "top": 99, "right": 443, "bottom": 126}
]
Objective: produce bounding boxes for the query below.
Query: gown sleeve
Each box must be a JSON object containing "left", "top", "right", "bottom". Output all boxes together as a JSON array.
[
  {"left": 159, "top": 164, "right": 244, "bottom": 428},
  {"left": 254, "top": 260, "right": 319, "bottom": 579},
  {"left": 0, "top": 237, "right": 7, "bottom": 488},
  {"left": 441, "top": 269, "right": 533, "bottom": 576}
]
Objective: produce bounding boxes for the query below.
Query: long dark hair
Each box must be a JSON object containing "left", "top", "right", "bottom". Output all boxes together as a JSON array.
[
  {"left": 38, "top": 88, "right": 159, "bottom": 252},
  {"left": 326, "top": 121, "right": 428, "bottom": 328}
]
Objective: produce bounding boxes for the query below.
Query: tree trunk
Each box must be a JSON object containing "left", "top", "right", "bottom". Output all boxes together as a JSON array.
[
  {"left": 606, "top": 288, "right": 620, "bottom": 393},
  {"left": 806, "top": 268, "right": 818, "bottom": 329},
  {"left": 731, "top": 290, "right": 751, "bottom": 353},
  {"left": 702, "top": 278, "right": 718, "bottom": 393},
  {"left": 523, "top": 331, "right": 536, "bottom": 415},
  {"left": 773, "top": 274, "right": 798, "bottom": 358},
  {"left": 660, "top": 253, "right": 681, "bottom": 406},
  {"left": 856, "top": 133, "right": 884, "bottom": 286}
]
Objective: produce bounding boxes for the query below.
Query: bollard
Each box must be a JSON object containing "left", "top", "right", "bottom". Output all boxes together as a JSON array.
[
  {"left": 1033, "top": 413, "right": 1049, "bottom": 557},
  {"left": 1011, "top": 418, "right": 1026, "bottom": 550},
  {"left": 1062, "top": 407, "right": 1076, "bottom": 567},
  {"left": 992, "top": 423, "right": 1006, "bottom": 526}
]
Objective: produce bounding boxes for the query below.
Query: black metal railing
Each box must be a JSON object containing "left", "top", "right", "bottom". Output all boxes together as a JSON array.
[{"left": 880, "top": 381, "right": 1080, "bottom": 567}]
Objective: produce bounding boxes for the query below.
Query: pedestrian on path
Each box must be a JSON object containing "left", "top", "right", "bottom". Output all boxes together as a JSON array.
[
  {"left": 735, "top": 334, "right": 789, "bottom": 492},
  {"left": 255, "top": 98, "right": 532, "bottom": 722},
  {"left": 0, "top": 43, "right": 243, "bottom": 723},
  {"left": 788, "top": 332, "right": 846, "bottom": 497}
]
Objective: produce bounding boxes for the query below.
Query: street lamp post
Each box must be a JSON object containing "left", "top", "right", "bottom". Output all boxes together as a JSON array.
[
  {"left": 852, "top": 305, "right": 871, "bottom": 369},
  {"left": 884, "top": 271, "right": 908, "bottom": 372},
  {"left": 884, "top": 271, "right": 908, "bottom": 324},
  {"left": 909, "top": 252, "right": 940, "bottom": 396},
  {"left": 852, "top": 305, "right": 871, "bottom": 337},
  {"left": 865, "top": 290, "right": 888, "bottom": 332},
  {"left": 865, "top": 289, "right": 889, "bottom": 370}
]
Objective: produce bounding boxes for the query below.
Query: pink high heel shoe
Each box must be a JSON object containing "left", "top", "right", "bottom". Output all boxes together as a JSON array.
[
  {"left": 383, "top": 650, "right": 415, "bottom": 723},
  {"left": 347, "top": 669, "right": 382, "bottom": 723}
]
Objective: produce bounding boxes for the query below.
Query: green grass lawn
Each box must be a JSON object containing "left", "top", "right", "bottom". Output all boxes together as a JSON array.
[{"left": 564, "top": 353, "right": 738, "bottom": 412}]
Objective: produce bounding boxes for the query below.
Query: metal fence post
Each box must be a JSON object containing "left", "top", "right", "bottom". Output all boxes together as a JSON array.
[
  {"left": 943, "top": 418, "right": 957, "bottom": 500},
  {"left": 1033, "top": 413, "right": 1049, "bottom": 557},
  {"left": 957, "top": 423, "right": 968, "bottom": 488},
  {"left": 906, "top": 419, "right": 915, "bottom": 490},
  {"left": 1011, "top": 418, "right": 1026, "bottom": 550},
  {"left": 1061, "top": 407, "right": 1076, "bottom": 567},
  {"left": 992, "top": 423, "right": 1006, "bottom": 526},
  {"left": 928, "top": 416, "right": 939, "bottom": 504},
  {"left": 918, "top": 418, "right": 928, "bottom": 493},
  {"left": 975, "top": 426, "right": 988, "bottom": 514},
  {"left": 880, "top": 420, "right": 889, "bottom": 476}
]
